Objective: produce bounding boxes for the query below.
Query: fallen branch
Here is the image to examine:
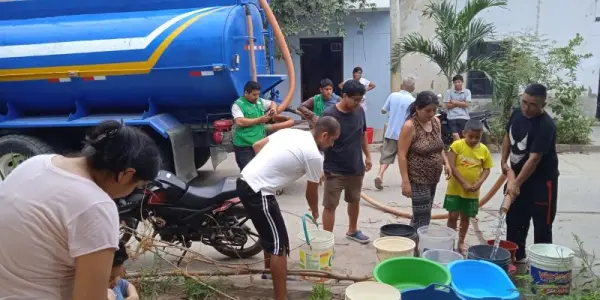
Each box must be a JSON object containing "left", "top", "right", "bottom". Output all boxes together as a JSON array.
[{"left": 125, "top": 268, "right": 371, "bottom": 283}]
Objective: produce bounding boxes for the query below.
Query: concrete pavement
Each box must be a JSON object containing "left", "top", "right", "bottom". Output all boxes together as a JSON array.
[{"left": 127, "top": 151, "right": 600, "bottom": 295}]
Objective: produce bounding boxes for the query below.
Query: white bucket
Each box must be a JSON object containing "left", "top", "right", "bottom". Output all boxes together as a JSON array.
[
  {"left": 417, "top": 225, "right": 457, "bottom": 254},
  {"left": 297, "top": 229, "right": 335, "bottom": 282},
  {"left": 527, "top": 243, "right": 575, "bottom": 295},
  {"left": 345, "top": 281, "right": 401, "bottom": 300},
  {"left": 373, "top": 236, "right": 416, "bottom": 263}
]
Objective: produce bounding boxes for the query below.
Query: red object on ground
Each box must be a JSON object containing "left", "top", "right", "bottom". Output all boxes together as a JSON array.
[
  {"left": 487, "top": 239, "right": 519, "bottom": 263},
  {"left": 508, "top": 264, "right": 517, "bottom": 279},
  {"left": 366, "top": 127, "right": 374, "bottom": 144}
]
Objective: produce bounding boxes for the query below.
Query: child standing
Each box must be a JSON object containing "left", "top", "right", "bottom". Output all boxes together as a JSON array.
[
  {"left": 444, "top": 119, "right": 493, "bottom": 253},
  {"left": 108, "top": 242, "right": 139, "bottom": 300}
]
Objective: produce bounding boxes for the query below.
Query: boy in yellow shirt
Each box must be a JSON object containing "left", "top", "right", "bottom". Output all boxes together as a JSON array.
[{"left": 444, "top": 119, "right": 493, "bottom": 253}]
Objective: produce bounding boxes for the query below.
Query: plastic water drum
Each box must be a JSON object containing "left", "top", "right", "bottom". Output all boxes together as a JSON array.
[
  {"left": 297, "top": 214, "right": 335, "bottom": 282},
  {"left": 417, "top": 225, "right": 457, "bottom": 254},
  {"left": 373, "top": 237, "right": 416, "bottom": 263},
  {"left": 527, "top": 243, "right": 575, "bottom": 295},
  {"left": 345, "top": 281, "right": 401, "bottom": 300}
]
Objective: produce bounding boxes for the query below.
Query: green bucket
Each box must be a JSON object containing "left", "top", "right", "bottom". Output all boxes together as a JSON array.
[{"left": 373, "top": 257, "right": 451, "bottom": 291}]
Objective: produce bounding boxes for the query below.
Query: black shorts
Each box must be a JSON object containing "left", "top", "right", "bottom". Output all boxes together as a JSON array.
[
  {"left": 448, "top": 119, "right": 468, "bottom": 135},
  {"left": 234, "top": 146, "right": 255, "bottom": 171},
  {"left": 236, "top": 178, "right": 290, "bottom": 256}
]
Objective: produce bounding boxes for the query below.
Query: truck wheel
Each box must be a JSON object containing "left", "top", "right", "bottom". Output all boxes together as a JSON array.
[
  {"left": 194, "top": 147, "right": 211, "bottom": 169},
  {"left": 0, "top": 135, "right": 54, "bottom": 180}
]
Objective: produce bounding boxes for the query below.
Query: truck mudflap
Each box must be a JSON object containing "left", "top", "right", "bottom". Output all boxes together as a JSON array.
[{"left": 166, "top": 125, "right": 197, "bottom": 182}]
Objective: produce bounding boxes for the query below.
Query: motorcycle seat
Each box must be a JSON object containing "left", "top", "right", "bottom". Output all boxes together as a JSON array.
[{"left": 179, "top": 176, "right": 239, "bottom": 208}]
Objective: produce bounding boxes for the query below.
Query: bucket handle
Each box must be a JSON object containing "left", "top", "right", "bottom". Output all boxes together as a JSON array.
[
  {"left": 302, "top": 213, "right": 319, "bottom": 249},
  {"left": 424, "top": 284, "right": 460, "bottom": 297}
]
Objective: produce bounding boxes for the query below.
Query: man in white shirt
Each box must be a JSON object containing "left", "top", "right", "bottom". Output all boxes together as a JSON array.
[
  {"left": 375, "top": 77, "right": 416, "bottom": 190},
  {"left": 339, "top": 66, "right": 376, "bottom": 112},
  {"left": 236, "top": 116, "right": 340, "bottom": 300}
]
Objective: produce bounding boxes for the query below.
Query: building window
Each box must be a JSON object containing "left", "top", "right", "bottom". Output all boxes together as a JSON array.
[{"left": 467, "top": 41, "right": 503, "bottom": 97}]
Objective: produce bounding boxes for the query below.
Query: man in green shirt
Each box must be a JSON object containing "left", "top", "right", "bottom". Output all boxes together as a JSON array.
[
  {"left": 297, "top": 78, "right": 341, "bottom": 127},
  {"left": 231, "top": 81, "right": 277, "bottom": 171}
]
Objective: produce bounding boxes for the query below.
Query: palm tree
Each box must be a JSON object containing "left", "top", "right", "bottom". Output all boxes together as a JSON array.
[{"left": 390, "top": 0, "right": 507, "bottom": 88}]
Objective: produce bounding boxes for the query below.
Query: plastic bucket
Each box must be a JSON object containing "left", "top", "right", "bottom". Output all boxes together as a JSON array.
[
  {"left": 345, "top": 281, "right": 400, "bottom": 300},
  {"left": 380, "top": 224, "right": 418, "bottom": 256},
  {"left": 401, "top": 284, "right": 464, "bottom": 300},
  {"left": 373, "top": 236, "right": 416, "bottom": 263},
  {"left": 467, "top": 245, "right": 511, "bottom": 272},
  {"left": 374, "top": 257, "right": 451, "bottom": 292},
  {"left": 366, "top": 127, "right": 374, "bottom": 144},
  {"left": 487, "top": 239, "right": 518, "bottom": 263},
  {"left": 423, "top": 249, "right": 463, "bottom": 266},
  {"left": 527, "top": 243, "right": 575, "bottom": 295},
  {"left": 417, "top": 225, "right": 457, "bottom": 254},
  {"left": 297, "top": 214, "right": 335, "bottom": 282}
]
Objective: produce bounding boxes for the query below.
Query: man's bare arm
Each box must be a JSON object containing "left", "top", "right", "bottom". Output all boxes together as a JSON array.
[
  {"left": 234, "top": 116, "right": 267, "bottom": 128},
  {"left": 297, "top": 98, "right": 317, "bottom": 123},
  {"left": 252, "top": 137, "right": 270, "bottom": 154}
]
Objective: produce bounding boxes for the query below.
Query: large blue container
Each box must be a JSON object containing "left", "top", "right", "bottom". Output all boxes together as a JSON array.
[
  {"left": 0, "top": 0, "right": 283, "bottom": 122},
  {"left": 401, "top": 284, "right": 464, "bottom": 300},
  {"left": 448, "top": 260, "right": 520, "bottom": 300}
]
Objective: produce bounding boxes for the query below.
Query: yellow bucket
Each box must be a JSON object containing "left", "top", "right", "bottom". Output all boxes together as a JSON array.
[{"left": 373, "top": 236, "right": 416, "bottom": 263}]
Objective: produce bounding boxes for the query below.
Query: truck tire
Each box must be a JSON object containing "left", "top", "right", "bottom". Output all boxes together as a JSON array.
[
  {"left": 0, "top": 135, "right": 54, "bottom": 180},
  {"left": 194, "top": 147, "right": 211, "bottom": 169}
]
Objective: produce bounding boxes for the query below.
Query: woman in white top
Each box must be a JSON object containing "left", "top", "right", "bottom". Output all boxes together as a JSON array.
[
  {"left": 339, "top": 66, "right": 376, "bottom": 112},
  {"left": 0, "top": 120, "right": 161, "bottom": 300}
]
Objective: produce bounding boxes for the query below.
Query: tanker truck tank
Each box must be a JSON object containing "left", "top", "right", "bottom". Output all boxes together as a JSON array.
[{"left": 0, "top": 0, "right": 293, "bottom": 182}]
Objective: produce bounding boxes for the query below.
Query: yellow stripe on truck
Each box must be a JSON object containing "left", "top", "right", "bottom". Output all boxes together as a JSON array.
[{"left": 0, "top": 8, "right": 224, "bottom": 82}]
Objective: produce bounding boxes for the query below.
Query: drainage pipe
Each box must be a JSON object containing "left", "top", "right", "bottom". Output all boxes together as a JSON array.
[
  {"left": 360, "top": 174, "right": 507, "bottom": 220},
  {"left": 257, "top": 0, "right": 295, "bottom": 113},
  {"left": 244, "top": 5, "right": 258, "bottom": 82}
]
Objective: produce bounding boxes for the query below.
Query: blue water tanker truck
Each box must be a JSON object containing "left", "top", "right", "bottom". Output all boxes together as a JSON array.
[{"left": 0, "top": 0, "right": 293, "bottom": 182}]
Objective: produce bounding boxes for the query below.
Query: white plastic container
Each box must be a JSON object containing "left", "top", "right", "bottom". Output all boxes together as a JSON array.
[
  {"left": 422, "top": 249, "right": 463, "bottom": 266},
  {"left": 417, "top": 225, "right": 457, "bottom": 254},
  {"left": 373, "top": 236, "right": 416, "bottom": 263},
  {"left": 345, "top": 281, "right": 401, "bottom": 300},
  {"left": 527, "top": 243, "right": 575, "bottom": 295},
  {"left": 297, "top": 229, "right": 335, "bottom": 282}
]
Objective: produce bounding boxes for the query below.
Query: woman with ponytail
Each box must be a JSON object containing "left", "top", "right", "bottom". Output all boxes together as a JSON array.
[
  {"left": 0, "top": 120, "right": 161, "bottom": 300},
  {"left": 397, "top": 91, "right": 451, "bottom": 229}
]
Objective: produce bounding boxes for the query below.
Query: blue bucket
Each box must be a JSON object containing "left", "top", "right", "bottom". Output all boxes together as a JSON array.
[
  {"left": 448, "top": 260, "right": 519, "bottom": 300},
  {"left": 401, "top": 284, "right": 464, "bottom": 300}
]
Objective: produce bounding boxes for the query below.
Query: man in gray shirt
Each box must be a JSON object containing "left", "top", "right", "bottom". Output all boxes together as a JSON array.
[{"left": 443, "top": 74, "right": 472, "bottom": 141}]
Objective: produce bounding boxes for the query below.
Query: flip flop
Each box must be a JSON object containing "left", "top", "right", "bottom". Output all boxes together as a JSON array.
[{"left": 374, "top": 177, "right": 383, "bottom": 190}]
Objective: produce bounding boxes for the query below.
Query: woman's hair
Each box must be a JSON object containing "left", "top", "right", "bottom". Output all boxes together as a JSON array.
[
  {"left": 81, "top": 120, "right": 161, "bottom": 181},
  {"left": 406, "top": 91, "right": 439, "bottom": 119},
  {"left": 113, "top": 241, "right": 129, "bottom": 267}
]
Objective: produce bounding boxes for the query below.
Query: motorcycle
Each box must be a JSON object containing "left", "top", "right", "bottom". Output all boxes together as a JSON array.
[
  {"left": 437, "top": 109, "right": 499, "bottom": 147},
  {"left": 117, "top": 170, "right": 262, "bottom": 264}
]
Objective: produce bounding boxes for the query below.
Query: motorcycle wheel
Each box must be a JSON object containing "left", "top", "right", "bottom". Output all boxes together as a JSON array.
[
  {"left": 213, "top": 207, "right": 263, "bottom": 259},
  {"left": 120, "top": 218, "right": 139, "bottom": 244}
]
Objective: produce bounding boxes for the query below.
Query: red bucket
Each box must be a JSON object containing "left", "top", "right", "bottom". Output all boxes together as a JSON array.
[
  {"left": 366, "top": 127, "right": 374, "bottom": 144},
  {"left": 487, "top": 240, "right": 519, "bottom": 263}
]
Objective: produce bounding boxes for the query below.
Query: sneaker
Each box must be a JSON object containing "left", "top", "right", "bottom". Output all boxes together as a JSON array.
[{"left": 346, "top": 230, "right": 370, "bottom": 244}]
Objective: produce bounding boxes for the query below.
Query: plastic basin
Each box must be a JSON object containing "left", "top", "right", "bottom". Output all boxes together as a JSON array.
[
  {"left": 401, "top": 284, "right": 465, "bottom": 300},
  {"left": 373, "top": 257, "right": 451, "bottom": 291},
  {"left": 448, "top": 260, "right": 520, "bottom": 300}
]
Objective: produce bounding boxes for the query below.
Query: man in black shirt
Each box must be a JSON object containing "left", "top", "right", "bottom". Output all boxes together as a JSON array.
[
  {"left": 501, "top": 83, "right": 559, "bottom": 262},
  {"left": 321, "top": 80, "right": 372, "bottom": 244}
]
